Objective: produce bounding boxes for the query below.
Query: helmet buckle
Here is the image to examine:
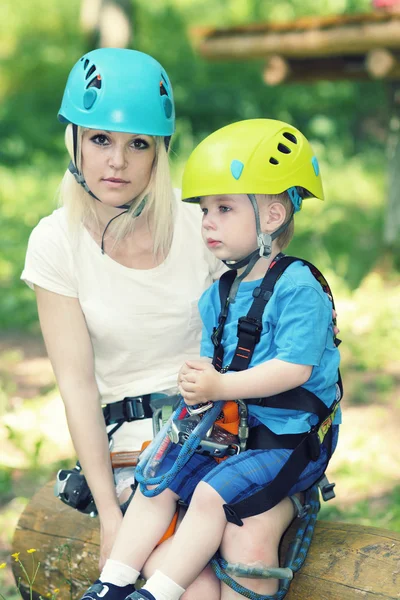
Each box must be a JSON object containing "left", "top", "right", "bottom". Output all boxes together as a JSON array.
[{"left": 258, "top": 233, "right": 272, "bottom": 257}]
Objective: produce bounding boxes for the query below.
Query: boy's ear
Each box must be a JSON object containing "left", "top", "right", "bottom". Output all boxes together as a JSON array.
[{"left": 262, "top": 201, "right": 287, "bottom": 232}]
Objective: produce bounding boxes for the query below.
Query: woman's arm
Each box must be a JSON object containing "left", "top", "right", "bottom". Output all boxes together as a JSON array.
[{"left": 35, "top": 286, "right": 122, "bottom": 565}]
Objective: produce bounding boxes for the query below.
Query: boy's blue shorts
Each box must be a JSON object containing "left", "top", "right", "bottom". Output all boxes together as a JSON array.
[{"left": 154, "top": 425, "right": 339, "bottom": 507}]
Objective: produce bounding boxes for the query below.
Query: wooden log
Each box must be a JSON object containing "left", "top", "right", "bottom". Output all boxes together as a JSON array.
[
  {"left": 196, "top": 16, "right": 400, "bottom": 61},
  {"left": 263, "top": 55, "right": 369, "bottom": 85},
  {"left": 12, "top": 481, "right": 400, "bottom": 600},
  {"left": 263, "top": 54, "right": 400, "bottom": 85}
]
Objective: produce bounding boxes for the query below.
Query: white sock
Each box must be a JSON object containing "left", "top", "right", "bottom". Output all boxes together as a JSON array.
[
  {"left": 143, "top": 569, "right": 185, "bottom": 600},
  {"left": 99, "top": 558, "right": 140, "bottom": 587}
]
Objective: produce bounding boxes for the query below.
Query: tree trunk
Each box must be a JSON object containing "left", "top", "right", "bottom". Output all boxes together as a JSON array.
[
  {"left": 12, "top": 481, "right": 400, "bottom": 600},
  {"left": 80, "top": 0, "right": 133, "bottom": 49},
  {"left": 384, "top": 82, "right": 400, "bottom": 264}
]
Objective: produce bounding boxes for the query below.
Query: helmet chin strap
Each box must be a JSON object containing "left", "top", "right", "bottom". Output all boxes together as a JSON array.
[
  {"left": 223, "top": 193, "right": 293, "bottom": 302},
  {"left": 67, "top": 160, "right": 143, "bottom": 211}
]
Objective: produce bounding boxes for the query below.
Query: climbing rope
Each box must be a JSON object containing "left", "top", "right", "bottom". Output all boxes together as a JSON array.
[
  {"left": 210, "top": 484, "right": 321, "bottom": 600},
  {"left": 135, "top": 399, "right": 225, "bottom": 497}
]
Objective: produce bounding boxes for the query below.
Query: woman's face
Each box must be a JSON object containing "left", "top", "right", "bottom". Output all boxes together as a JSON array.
[{"left": 81, "top": 129, "right": 156, "bottom": 207}]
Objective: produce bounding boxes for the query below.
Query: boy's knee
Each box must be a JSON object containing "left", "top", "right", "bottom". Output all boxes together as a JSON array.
[
  {"left": 220, "top": 501, "right": 294, "bottom": 566},
  {"left": 190, "top": 481, "right": 224, "bottom": 512},
  {"left": 222, "top": 521, "right": 277, "bottom": 565}
]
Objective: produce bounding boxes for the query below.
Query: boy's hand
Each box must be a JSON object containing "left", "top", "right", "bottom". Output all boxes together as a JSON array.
[{"left": 179, "top": 360, "right": 223, "bottom": 404}]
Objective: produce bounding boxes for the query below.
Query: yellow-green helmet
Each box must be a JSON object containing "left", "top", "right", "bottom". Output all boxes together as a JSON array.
[{"left": 182, "top": 119, "right": 324, "bottom": 210}]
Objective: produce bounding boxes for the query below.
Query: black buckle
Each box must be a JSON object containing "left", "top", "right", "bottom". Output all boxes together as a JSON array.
[
  {"left": 308, "top": 427, "right": 321, "bottom": 461},
  {"left": 123, "top": 397, "right": 145, "bottom": 421},
  {"left": 211, "top": 326, "right": 220, "bottom": 348},
  {"left": 223, "top": 503, "right": 244, "bottom": 527},
  {"left": 237, "top": 317, "right": 262, "bottom": 343},
  {"left": 317, "top": 474, "right": 336, "bottom": 501},
  {"left": 252, "top": 287, "right": 272, "bottom": 302}
]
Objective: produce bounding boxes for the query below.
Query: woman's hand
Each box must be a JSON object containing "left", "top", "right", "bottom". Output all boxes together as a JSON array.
[
  {"left": 99, "top": 509, "right": 123, "bottom": 570},
  {"left": 179, "top": 360, "right": 224, "bottom": 404}
]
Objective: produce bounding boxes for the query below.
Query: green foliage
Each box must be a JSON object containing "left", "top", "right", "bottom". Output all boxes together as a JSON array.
[{"left": 320, "top": 485, "right": 400, "bottom": 531}]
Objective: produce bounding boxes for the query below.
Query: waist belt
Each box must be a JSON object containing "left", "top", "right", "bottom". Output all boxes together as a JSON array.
[{"left": 103, "top": 395, "right": 153, "bottom": 425}]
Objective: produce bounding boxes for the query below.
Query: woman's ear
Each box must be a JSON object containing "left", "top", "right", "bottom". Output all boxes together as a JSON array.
[{"left": 262, "top": 201, "right": 287, "bottom": 233}]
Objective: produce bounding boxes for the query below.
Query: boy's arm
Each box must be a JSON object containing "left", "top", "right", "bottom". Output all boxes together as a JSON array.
[
  {"left": 181, "top": 281, "right": 332, "bottom": 404},
  {"left": 179, "top": 358, "right": 311, "bottom": 404}
]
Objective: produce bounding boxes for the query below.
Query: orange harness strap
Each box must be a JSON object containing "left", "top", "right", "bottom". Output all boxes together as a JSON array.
[{"left": 215, "top": 401, "right": 239, "bottom": 435}]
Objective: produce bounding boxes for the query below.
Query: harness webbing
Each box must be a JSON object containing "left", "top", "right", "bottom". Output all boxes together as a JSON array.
[{"left": 212, "top": 255, "right": 342, "bottom": 526}]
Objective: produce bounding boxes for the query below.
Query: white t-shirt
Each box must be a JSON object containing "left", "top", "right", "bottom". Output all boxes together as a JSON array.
[{"left": 21, "top": 194, "right": 225, "bottom": 412}]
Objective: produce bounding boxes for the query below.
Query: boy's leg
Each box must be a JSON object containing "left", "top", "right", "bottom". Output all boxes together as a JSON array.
[
  {"left": 99, "top": 449, "right": 217, "bottom": 599},
  {"left": 79, "top": 486, "right": 179, "bottom": 600},
  {"left": 142, "top": 537, "right": 220, "bottom": 600},
  {"left": 109, "top": 485, "right": 180, "bottom": 569},
  {"left": 219, "top": 496, "right": 297, "bottom": 599},
  {"left": 139, "top": 481, "right": 227, "bottom": 599},
  {"left": 141, "top": 507, "right": 221, "bottom": 600}
]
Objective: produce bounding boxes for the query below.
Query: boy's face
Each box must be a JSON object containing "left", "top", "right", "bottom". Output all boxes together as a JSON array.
[{"left": 199, "top": 194, "right": 258, "bottom": 262}]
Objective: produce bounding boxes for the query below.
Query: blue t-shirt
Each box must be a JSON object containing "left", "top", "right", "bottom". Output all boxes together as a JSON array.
[{"left": 199, "top": 261, "right": 341, "bottom": 435}]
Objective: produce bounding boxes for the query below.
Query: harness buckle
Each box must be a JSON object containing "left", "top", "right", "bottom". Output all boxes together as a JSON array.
[
  {"left": 211, "top": 326, "right": 221, "bottom": 348},
  {"left": 237, "top": 317, "right": 262, "bottom": 343},
  {"left": 308, "top": 427, "right": 321, "bottom": 461},
  {"left": 316, "top": 473, "right": 336, "bottom": 501},
  {"left": 123, "top": 397, "right": 145, "bottom": 421}
]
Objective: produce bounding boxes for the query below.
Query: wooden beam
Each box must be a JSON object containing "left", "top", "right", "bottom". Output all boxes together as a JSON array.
[
  {"left": 197, "top": 18, "right": 400, "bottom": 61},
  {"left": 263, "top": 54, "right": 400, "bottom": 85},
  {"left": 11, "top": 481, "right": 400, "bottom": 600}
]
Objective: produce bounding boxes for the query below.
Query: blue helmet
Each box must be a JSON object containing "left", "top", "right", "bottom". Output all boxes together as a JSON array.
[{"left": 58, "top": 48, "right": 175, "bottom": 136}]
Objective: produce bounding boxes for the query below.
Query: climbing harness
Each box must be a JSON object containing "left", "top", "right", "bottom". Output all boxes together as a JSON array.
[
  {"left": 211, "top": 254, "right": 341, "bottom": 526},
  {"left": 204, "top": 255, "right": 342, "bottom": 598},
  {"left": 54, "top": 393, "right": 179, "bottom": 515}
]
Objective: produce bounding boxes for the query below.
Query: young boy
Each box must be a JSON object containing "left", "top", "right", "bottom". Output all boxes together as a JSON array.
[{"left": 81, "top": 119, "right": 341, "bottom": 600}]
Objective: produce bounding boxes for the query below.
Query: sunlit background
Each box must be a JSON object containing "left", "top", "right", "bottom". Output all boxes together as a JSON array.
[{"left": 1, "top": 0, "right": 400, "bottom": 597}]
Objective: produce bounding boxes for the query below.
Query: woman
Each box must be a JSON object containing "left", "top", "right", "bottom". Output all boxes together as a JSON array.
[{"left": 22, "top": 48, "right": 311, "bottom": 600}]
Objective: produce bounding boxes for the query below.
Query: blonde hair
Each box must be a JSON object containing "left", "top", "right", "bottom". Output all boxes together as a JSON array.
[
  {"left": 262, "top": 192, "right": 295, "bottom": 250},
  {"left": 58, "top": 125, "right": 175, "bottom": 258}
]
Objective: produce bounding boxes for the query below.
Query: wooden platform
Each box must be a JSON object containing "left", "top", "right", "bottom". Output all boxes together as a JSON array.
[{"left": 12, "top": 481, "right": 400, "bottom": 600}]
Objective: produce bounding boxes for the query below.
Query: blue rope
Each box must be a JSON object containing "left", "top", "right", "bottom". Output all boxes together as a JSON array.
[
  {"left": 135, "top": 400, "right": 224, "bottom": 497},
  {"left": 210, "top": 484, "right": 320, "bottom": 600}
]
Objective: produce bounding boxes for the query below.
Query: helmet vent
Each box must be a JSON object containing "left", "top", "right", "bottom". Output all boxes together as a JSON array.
[
  {"left": 85, "top": 64, "right": 97, "bottom": 80},
  {"left": 160, "top": 82, "right": 168, "bottom": 97},
  {"left": 87, "top": 75, "right": 102, "bottom": 90},
  {"left": 269, "top": 157, "right": 279, "bottom": 165},
  {"left": 83, "top": 58, "right": 89, "bottom": 69},
  {"left": 278, "top": 143, "right": 291, "bottom": 154},
  {"left": 283, "top": 132, "right": 297, "bottom": 144}
]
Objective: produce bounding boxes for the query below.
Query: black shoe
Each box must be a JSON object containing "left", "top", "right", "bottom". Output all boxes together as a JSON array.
[
  {"left": 125, "top": 589, "right": 156, "bottom": 600},
  {"left": 80, "top": 580, "right": 136, "bottom": 600}
]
